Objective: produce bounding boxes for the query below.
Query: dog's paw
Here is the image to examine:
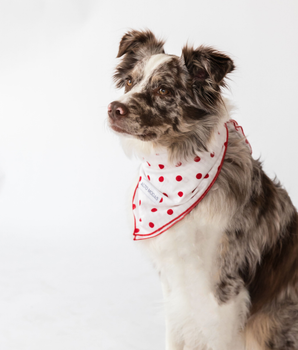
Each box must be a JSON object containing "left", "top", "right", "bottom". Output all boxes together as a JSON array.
[{"left": 215, "top": 275, "right": 244, "bottom": 304}]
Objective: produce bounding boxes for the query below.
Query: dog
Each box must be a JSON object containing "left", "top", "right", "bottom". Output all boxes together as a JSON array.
[{"left": 108, "top": 29, "right": 298, "bottom": 350}]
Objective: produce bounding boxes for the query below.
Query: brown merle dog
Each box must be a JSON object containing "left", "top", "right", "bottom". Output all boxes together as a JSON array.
[{"left": 108, "top": 29, "right": 298, "bottom": 350}]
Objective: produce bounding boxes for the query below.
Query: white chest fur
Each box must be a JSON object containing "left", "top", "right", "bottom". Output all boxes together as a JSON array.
[{"left": 137, "top": 199, "right": 248, "bottom": 350}]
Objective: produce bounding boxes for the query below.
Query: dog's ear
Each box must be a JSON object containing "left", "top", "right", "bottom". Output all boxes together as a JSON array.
[
  {"left": 117, "top": 29, "right": 165, "bottom": 58},
  {"left": 182, "top": 45, "right": 234, "bottom": 85},
  {"left": 181, "top": 45, "right": 234, "bottom": 111}
]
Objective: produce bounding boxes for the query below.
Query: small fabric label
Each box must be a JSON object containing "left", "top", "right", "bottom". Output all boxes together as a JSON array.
[{"left": 139, "top": 178, "right": 162, "bottom": 204}]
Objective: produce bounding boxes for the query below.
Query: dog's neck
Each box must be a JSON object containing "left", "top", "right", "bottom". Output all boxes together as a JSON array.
[
  {"left": 120, "top": 99, "right": 232, "bottom": 163},
  {"left": 120, "top": 120, "right": 224, "bottom": 164}
]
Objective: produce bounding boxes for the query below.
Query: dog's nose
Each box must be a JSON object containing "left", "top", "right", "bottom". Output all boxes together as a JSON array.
[{"left": 108, "top": 101, "right": 129, "bottom": 120}]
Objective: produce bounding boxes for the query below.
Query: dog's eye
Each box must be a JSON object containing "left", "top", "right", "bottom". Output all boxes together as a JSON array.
[
  {"left": 126, "top": 79, "right": 133, "bottom": 86},
  {"left": 157, "top": 88, "right": 169, "bottom": 96}
]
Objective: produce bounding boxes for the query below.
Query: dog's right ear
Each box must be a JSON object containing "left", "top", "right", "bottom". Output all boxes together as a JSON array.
[
  {"left": 117, "top": 29, "right": 165, "bottom": 58},
  {"left": 114, "top": 30, "right": 165, "bottom": 89}
]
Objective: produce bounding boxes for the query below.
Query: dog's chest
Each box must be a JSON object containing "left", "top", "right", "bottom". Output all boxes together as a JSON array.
[
  {"left": 138, "top": 204, "right": 231, "bottom": 347},
  {"left": 140, "top": 203, "right": 227, "bottom": 302}
]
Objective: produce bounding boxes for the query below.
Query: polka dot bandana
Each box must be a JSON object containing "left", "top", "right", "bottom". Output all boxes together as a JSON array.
[
  {"left": 132, "top": 120, "right": 250, "bottom": 241},
  {"left": 132, "top": 123, "right": 224, "bottom": 240}
]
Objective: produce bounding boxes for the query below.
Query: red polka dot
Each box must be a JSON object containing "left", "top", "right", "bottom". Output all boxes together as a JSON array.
[
  {"left": 176, "top": 175, "right": 182, "bottom": 182},
  {"left": 159, "top": 198, "right": 163, "bottom": 203},
  {"left": 218, "top": 132, "right": 220, "bottom": 135},
  {"left": 167, "top": 209, "right": 173, "bottom": 215},
  {"left": 132, "top": 204, "right": 136, "bottom": 209},
  {"left": 178, "top": 191, "right": 183, "bottom": 197},
  {"left": 135, "top": 228, "right": 140, "bottom": 233},
  {"left": 175, "top": 162, "right": 182, "bottom": 167},
  {"left": 163, "top": 193, "right": 168, "bottom": 197},
  {"left": 196, "top": 173, "right": 202, "bottom": 179},
  {"left": 151, "top": 208, "right": 157, "bottom": 212},
  {"left": 210, "top": 152, "right": 215, "bottom": 158},
  {"left": 159, "top": 176, "right": 164, "bottom": 182},
  {"left": 158, "top": 164, "right": 164, "bottom": 169},
  {"left": 149, "top": 222, "right": 154, "bottom": 228},
  {"left": 194, "top": 156, "right": 201, "bottom": 162},
  {"left": 139, "top": 218, "right": 142, "bottom": 222},
  {"left": 139, "top": 176, "right": 142, "bottom": 182},
  {"left": 147, "top": 161, "right": 151, "bottom": 166},
  {"left": 204, "top": 174, "right": 209, "bottom": 179},
  {"left": 147, "top": 175, "right": 150, "bottom": 180},
  {"left": 139, "top": 200, "right": 141, "bottom": 205}
]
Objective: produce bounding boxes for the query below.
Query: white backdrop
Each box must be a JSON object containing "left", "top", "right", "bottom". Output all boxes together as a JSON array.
[{"left": 0, "top": 1, "right": 298, "bottom": 349}]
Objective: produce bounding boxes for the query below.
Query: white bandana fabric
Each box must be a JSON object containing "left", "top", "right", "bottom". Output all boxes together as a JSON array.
[{"left": 132, "top": 120, "right": 249, "bottom": 241}]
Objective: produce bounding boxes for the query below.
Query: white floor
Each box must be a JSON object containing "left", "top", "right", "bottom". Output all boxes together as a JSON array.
[{"left": 0, "top": 230, "right": 164, "bottom": 350}]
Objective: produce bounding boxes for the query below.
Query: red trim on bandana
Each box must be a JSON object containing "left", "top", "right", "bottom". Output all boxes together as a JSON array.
[{"left": 229, "top": 119, "right": 252, "bottom": 154}]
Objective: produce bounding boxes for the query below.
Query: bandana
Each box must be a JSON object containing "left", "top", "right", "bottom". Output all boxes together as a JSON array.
[{"left": 132, "top": 119, "right": 250, "bottom": 241}]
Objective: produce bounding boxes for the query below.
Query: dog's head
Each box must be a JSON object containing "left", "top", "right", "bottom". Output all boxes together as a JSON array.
[{"left": 108, "top": 29, "right": 234, "bottom": 160}]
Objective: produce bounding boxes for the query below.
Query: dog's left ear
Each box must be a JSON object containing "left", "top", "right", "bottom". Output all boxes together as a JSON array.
[
  {"left": 181, "top": 45, "right": 234, "bottom": 111},
  {"left": 182, "top": 45, "right": 234, "bottom": 85}
]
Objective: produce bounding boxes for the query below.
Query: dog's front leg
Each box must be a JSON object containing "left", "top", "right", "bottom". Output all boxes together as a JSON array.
[
  {"left": 161, "top": 277, "right": 184, "bottom": 350},
  {"left": 215, "top": 271, "right": 244, "bottom": 304},
  {"left": 215, "top": 232, "right": 246, "bottom": 304}
]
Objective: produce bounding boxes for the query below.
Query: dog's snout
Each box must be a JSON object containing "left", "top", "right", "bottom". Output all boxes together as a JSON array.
[{"left": 108, "top": 101, "right": 129, "bottom": 120}]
